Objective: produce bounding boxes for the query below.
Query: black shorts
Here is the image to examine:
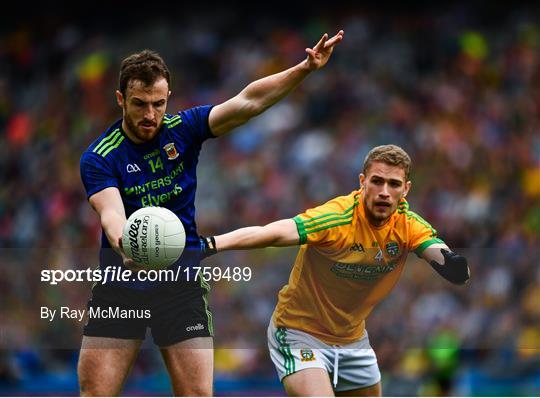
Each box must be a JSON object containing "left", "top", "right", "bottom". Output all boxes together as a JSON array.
[{"left": 83, "top": 280, "right": 213, "bottom": 347}]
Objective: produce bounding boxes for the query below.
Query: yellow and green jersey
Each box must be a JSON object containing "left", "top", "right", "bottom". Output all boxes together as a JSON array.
[{"left": 272, "top": 189, "right": 443, "bottom": 345}]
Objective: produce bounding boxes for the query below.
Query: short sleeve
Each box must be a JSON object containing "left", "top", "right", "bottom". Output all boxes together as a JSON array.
[
  {"left": 293, "top": 197, "right": 356, "bottom": 246},
  {"left": 80, "top": 152, "right": 118, "bottom": 199},
  {"left": 407, "top": 211, "right": 445, "bottom": 255},
  {"left": 179, "top": 105, "right": 215, "bottom": 144}
]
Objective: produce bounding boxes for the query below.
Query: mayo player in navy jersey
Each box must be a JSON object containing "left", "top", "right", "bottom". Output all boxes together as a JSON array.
[{"left": 78, "top": 30, "right": 344, "bottom": 396}]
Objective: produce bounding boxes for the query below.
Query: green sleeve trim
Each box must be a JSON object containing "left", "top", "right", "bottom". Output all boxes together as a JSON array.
[
  {"left": 304, "top": 214, "right": 353, "bottom": 231},
  {"left": 414, "top": 238, "right": 444, "bottom": 256},
  {"left": 305, "top": 219, "right": 352, "bottom": 234},
  {"left": 100, "top": 136, "right": 125, "bottom": 157},
  {"left": 293, "top": 216, "right": 307, "bottom": 245},
  {"left": 93, "top": 129, "right": 120, "bottom": 154},
  {"left": 301, "top": 202, "right": 355, "bottom": 226}
]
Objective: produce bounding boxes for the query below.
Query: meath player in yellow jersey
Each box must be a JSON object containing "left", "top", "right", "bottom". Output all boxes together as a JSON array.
[{"left": 200, "top": 144, "right": 470, "bottom": 396}]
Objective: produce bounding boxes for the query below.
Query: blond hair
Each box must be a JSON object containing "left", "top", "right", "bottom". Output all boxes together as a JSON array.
[{"left": 363, "top": 144, "right": 411, "bottom": 179}]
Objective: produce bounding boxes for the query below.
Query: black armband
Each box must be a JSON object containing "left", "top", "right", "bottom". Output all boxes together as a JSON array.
[
  {"left": 429, "top": 249, "right": 470, "bottom": 285},
  {"left": 199, "top": 236, "right": 217, "bottom": 259}
]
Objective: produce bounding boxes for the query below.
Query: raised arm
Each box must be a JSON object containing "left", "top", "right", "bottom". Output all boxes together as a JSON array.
[
  {"left": 208, "top": 30, "right": 344, "bottom": 136},
  {"left": 200, "top": 219, "right": 300, "bottom": 256},
  {"left": 422, "top": 243, "right": 470, "bottom": 285}
]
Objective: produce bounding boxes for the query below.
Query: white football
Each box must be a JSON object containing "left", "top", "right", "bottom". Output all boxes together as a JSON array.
[{"left": 122, "top": 206, "right": 185, "bottom": 269}]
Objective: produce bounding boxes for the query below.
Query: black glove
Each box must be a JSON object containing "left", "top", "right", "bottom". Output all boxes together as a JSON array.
[
  {"left": 199, "top": 236, "right": 217, "bottom": 259},
  {"left": 430, "top": 249, "right": 470, "bottom": 285}
]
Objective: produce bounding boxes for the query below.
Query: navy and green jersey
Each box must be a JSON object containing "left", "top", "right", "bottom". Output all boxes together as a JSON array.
[{"left": 80, "top": 105, "right": 214, "bottom": 287}]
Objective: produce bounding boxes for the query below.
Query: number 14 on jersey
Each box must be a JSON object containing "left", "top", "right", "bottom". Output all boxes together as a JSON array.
[{"left": 148, "top": 157, "right": 164, "bottom": 173}]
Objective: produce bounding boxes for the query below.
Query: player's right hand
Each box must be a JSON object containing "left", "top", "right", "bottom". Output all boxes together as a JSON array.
[{"left": 117, "top": 237, "right": 146, "bottom": 271}]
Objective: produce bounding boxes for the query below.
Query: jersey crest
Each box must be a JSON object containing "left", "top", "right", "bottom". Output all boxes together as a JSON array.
[{"left": 163, "top": 142, "right": 179, "bottom": 160}]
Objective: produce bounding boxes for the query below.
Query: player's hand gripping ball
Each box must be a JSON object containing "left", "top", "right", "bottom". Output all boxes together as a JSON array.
[{"left": 122, "top": 207, "right": 185, "bottom": 269}]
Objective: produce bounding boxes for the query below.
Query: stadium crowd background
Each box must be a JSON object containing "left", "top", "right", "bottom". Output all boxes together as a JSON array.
[{"left": 0, "top": 3, "right": 539, "bottom": 396}]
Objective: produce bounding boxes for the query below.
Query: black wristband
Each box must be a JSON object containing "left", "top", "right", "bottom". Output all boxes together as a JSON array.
[
  {"left": 205, "top": 236, "right": 217, "bottom": 253},
  {"left": 200, "top": 235, "right": 217, "bottom": 258}
]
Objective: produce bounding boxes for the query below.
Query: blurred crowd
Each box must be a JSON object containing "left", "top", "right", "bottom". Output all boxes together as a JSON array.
[{"left": 1, "top": 3, "right": 539, "bottom": 396}]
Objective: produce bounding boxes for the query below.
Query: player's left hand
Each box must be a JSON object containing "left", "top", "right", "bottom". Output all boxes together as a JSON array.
[
  {"left": 430, "top": 249, "right": 470, "bottom": 285},
  {"left": 305, "top": 30, "right": 344, "bottom": 71}
]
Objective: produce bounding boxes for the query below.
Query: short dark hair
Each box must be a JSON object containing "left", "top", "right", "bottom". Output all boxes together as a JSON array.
[
  {"left": 363, "top": 144, "right": 412, "bottom": 179},
  {"left": 119, "top": 50, "right": 170, "bottom": 96}
]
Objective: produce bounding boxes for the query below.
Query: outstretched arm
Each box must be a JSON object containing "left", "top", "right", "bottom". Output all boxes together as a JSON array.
[
  {"left": 208, "top": 30, "right": 344, "bottom": 136},
  {"left": 421, "top": 243, "right": 470, "bottom": 285},
  {"left": 201, "top": 219, "right": 300, "bottom": 256}
]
